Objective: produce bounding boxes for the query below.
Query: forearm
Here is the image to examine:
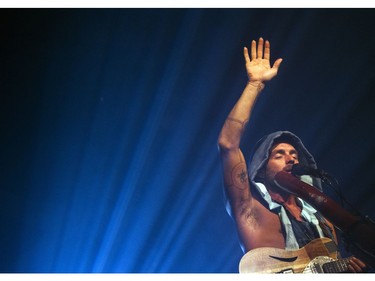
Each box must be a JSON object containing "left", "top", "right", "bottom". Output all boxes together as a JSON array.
[{"left": 218, "top": 81, "right": 264, "bottom": 151}]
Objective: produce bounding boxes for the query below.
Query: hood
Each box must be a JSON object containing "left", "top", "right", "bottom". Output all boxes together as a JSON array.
[{"left": 248, "top": 131, "right": 322, "bottom": 191}]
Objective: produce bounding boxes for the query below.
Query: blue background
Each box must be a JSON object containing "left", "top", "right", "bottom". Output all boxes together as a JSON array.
[{"left": 1, "top": 8, "right": 375, "bottom": 273}]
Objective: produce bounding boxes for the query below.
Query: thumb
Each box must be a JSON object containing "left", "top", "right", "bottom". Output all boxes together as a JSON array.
[{"left": 272, "top": 58, "right": 283, "bottom": 70}]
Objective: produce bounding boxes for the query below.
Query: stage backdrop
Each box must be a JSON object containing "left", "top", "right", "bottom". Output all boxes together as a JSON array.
[{"left": 1, "top": 8, "right": 375, "bottom": 273}]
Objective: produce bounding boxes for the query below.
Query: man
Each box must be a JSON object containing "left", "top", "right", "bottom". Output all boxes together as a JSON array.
[{"left": 217, "top": 37, "right": 366, "bottom": 272}]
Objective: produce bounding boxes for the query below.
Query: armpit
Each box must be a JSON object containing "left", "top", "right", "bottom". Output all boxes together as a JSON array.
[{"left": 241, "top": 205, "right": 260, "bottom": 228}]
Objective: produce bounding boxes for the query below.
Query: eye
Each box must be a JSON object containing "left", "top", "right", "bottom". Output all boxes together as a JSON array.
[{"left": 290, "top": 151, "right": 298, "bottom": 159}]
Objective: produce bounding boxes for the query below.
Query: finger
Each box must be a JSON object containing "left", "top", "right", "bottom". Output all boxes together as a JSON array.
[
  {"left": 264, "top": 40, "right": 270, "bottom": 60},
  {"left": 243, "top": 47, "right": 250, "bottom": 64},
  {"left": 352, "top": 257, "right": 367, "bottom": 269},
  {"left": 349, "top": 259, "right": 362, "bottom": 272},
  {"left": 251, "top": 40, "right": 256, "bottom": 60},
  {"left": 347, "top": 264, "right": 355, "bottom": 273},
  {"left": 272, "top": 58, "right": 283, "bottom": 70},
  {"left": 257, "top": 37, "right": 264, "bottom": 59}
]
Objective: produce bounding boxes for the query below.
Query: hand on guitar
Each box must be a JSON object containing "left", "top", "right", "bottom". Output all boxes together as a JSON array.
[{"left": 347, "top": 257, "right": 367, "bottom": 273}]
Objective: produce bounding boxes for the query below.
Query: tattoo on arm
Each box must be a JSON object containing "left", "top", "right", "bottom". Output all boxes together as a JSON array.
[
  {"left": 238, "top": 170, "right": 248, "bottom": 183},
  {"left": 231, "top": 162, "right": 249, "bottom": 190},
  {"left": 227, "top": 117, "right": 249, "bottom": 128}
]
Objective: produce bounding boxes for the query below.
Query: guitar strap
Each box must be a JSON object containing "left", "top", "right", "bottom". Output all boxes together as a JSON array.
[
  {"left": 314, "top": 212, "right": 337, "bottom": 245},
  {"left": 314, "top": 212, "right": 335, "bottom": 240}
]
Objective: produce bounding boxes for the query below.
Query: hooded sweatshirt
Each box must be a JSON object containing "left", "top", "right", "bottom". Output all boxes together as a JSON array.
[{"left": 248, "top": 131, "right": 329, "bottom": 250}]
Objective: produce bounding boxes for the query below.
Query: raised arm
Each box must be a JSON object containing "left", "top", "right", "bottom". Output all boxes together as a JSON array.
[{"left": 217, "top": 38, "right": 282, "bottom": 217}]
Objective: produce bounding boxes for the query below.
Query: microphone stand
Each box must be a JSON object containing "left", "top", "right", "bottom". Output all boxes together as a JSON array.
[
  {"left": 320, "top": 173, "right": 359, "bottom": 216},
  {"left": 274, "top": 171, "right": 375, "bottom": 268}
]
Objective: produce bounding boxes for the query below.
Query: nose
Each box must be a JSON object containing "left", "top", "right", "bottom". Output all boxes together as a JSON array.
[{"left": 286, "top": 155, "right": 296, "bottom": 164}]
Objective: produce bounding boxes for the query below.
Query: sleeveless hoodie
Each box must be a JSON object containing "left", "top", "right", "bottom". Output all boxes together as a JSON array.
[{"left": 247, "top": 131, "right": 330, "bottom": 250}]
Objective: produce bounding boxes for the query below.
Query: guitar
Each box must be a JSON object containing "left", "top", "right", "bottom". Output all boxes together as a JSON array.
[{"left": 239, "top": 237, "right": 351, "bottom": 273}]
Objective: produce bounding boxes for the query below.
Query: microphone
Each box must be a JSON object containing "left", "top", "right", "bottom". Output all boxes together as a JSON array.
[{"left": 291, "top": 163, "right": 329, "bottom": 178}]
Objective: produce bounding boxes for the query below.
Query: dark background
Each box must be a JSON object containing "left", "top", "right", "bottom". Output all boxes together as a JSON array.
[{"left": 1, "top": 8, "right": 375, "bottom": 273}]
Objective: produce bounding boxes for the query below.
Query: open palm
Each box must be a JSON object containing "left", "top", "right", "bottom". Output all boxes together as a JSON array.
[{"left": 244, "top": 38, "right": 282, "bottom": 83}]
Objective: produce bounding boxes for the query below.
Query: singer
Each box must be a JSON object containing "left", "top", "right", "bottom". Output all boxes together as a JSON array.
[{"left": 217, "top": 37, "right": 367, "bottom": 273}]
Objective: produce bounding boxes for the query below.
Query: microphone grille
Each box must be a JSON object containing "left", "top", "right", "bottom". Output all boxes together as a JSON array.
[{"left": 291, "top": 164, "right": 309, "bottom": 176}]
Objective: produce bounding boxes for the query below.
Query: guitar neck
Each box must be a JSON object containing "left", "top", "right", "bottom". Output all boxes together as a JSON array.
[{"left": 322, "top": 256, "right": 351, "bottom": 273}]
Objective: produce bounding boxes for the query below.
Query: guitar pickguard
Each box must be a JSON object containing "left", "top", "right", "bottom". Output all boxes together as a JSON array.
[{"left": 303, "top": 256, "right": 335, "bottom": 273}]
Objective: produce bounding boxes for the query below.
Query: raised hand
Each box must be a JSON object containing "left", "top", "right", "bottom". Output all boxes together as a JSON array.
[{"left": 243, "top": 38, "right": 283, "bottom": 83}]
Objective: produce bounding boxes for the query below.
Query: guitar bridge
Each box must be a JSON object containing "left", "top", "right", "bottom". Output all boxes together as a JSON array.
[{"left": 277, "top": 268, "right": 294, "bottom": 274}]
